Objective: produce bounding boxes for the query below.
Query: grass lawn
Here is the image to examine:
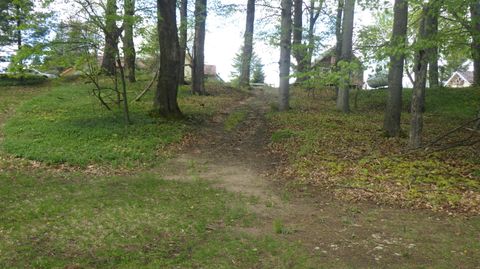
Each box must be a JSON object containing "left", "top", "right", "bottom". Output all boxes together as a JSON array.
[
  {"left": 0, "top": 170, "right": 318, "bottom": 268},
  {"left": 1, "top": 80, "right": 243, "bottom": 167},
  {"left": 0, "top": 81, "right": 319, "bottom": 268},
  {"left": 267, "top": 87, "right": 480, "bottom": 213}
]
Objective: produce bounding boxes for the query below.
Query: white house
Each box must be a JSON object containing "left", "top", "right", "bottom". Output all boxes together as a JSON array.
[{"left": 445, "top": 71, "right": 474, "bottom": 88}]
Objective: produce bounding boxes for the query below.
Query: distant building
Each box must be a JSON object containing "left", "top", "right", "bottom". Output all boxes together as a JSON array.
[
  {"left": 445, "top": 71, "right": 474, "bottom": 88},
  {"left": 313, "top": 46, "right": 364, "bottom": 89},
  {"left": 184, "top": 54, "right": 218, "bottom": 82}
]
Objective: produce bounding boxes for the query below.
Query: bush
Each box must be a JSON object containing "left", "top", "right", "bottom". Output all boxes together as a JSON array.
[{"left": 0, "top": 73, "right": 47, "bottom": 86}]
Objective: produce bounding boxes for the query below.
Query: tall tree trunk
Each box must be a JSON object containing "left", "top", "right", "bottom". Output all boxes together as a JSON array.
[
  {"left": 279, "top": 0, "right": 292, "bottom": 111},
  {"left": 123, "top": 0, "right": 136, "bottom": 82},
  {"left": 334, "top": 0, "right": 344, "bottom": 99},
  {"left": 155, "top": 0, "right": 182, "bottom": 117},
  {"left": 192, "top": 0, "right": 207, "bottom": 95},
  {"left": 15, "top": 4, "right": 21, "bottom": 50},
  {"left": 179, "top": 0, "right": 188, "bottom": 85},
  {"left": 471, "top": 0, "right": 480, "bottom": 86},
  {"left": 336, "top": 0, "right": 354, "bottom": 113},
  {"left": 239, "top": 0, "right": 255, "bottom": 87},
  {"left": 292, "top": 0, "right": 306, "bottom": 83},
  {"left": 427, "top": 1, "right": 440, "bottom": 88},
  {"left": 334, "top": 0, "right": 343, "bottom": 65},
  {"left": 305, "top": 0, "right": 322, "bottom": 70},
  {"left": 102, "top": 0, "right": 120, "bottom": 75},
  {"left": 425, "top": 1, "right": 443, "bottom": 88},
  {"left": 409, "top": 6, "right": 429, "bottom": 148},
  {"left": 383, "top": 0, "right": 408, "bottom": 137}
]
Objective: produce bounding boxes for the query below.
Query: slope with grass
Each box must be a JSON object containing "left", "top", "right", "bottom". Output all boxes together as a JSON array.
[
  {"left": 0, "top": 81, "right": 325, "bottom": 268},
  {"left": 267, "top": 87, "right": 480, "bottom": 213},
  {"left": 1, "top": 81, "right": 245, "bottom": 167}
]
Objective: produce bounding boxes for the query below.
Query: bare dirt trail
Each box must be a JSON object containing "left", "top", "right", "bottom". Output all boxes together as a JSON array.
[{"left": 160, "top": 89, "right": 480, "bottom": 268}]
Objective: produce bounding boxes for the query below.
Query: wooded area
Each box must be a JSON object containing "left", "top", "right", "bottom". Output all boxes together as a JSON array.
[{"left": 0, "top": 0, "right": 479, "bottom": 267}]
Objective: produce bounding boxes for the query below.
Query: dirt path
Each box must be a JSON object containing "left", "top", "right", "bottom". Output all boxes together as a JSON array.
[{"left": 160, "top": 89, "right": 480, "bottom": 268}]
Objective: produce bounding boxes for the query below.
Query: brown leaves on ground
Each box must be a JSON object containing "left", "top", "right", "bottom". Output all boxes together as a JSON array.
[{"left": 266, "top": 88, "right": 480, "bottom": 215}]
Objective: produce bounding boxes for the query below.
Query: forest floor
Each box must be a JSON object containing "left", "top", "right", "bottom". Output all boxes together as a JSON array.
[
  {"left": 0, "top": 81, "right": 479, "bottom": 268},
  {"left": 157, "top": 88, "right": 480, "bottom": 268}
]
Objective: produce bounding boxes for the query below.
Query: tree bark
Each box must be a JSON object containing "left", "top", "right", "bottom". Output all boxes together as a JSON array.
[
  {"left": 239, "top": 0, "right": 255, "bottom": 87},
  {"left": 15, "top": 4, "right": 21, "bottom": 50},
  {"left": 123, "top": 0, "right": 136, "bottom": 82},
  {"left": 279, "top": 0, "right": 292, "bottom": 111},
  {"left": 101, "top": 0, "right": 121, "bottom": 75},
  {"left": 334, "top": 0, "right": 344, "bottom": 99},
  {"left": 427, "top": 1, "right": 440, "bottom": 88},
  {"left": 409, "top": 7, "right": 429, "bottom": 148},
  {"left": 334, "top": 0, "right": 343, "bottom": 65},
  {"left": 383, "top": 0, "right": 408, "bottom": 137},
  {"left": 336, "top": 0, "right": 354, "bottom": 113},
  {"left": 471, "top": 0, "right": 480, "bottom": 86},
  {"left": 192, "top": 0, "right": 207, "bottom": 95},
  {"left": 305, "top": 0, "right": 322, "bottom": 71},
  {"left": 155, "top": 0, "right": 182, "bottom": 117},
  {"left": 179, "top": 0, "right": 188, "bottom": 85},
  {"left": 292, "top": 0, "right": 306, "bottom": 83}
]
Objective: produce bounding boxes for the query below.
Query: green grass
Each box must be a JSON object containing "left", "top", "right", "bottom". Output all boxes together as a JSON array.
[
  {"left": 355, "top": 87, "right": 480, "bottom": 119},
  {"left": 224, "top": 110, "right": 248, "bottom": 131},
  {"left": 0, "top": 171, "right": 316, "bottom": 268},
  {"left": 268, "top": 87, "right": 480, "bottom": 213},
  {"left": 2, "top": 82, "right": 185, "bottom": 167},
  {"left": 0, "top": 85, "right": 47, "bottom": 115},
  {"left": 1, "top": 81, "right": 244, "bottom": 167}
]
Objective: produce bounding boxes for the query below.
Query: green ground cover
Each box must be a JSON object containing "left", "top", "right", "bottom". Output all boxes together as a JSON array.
[
  {"left": 0, "top": 170, "right": 316, "bottom": 268},
  {"left": 267, "top": 87, "right": 480, "bottom": 213},
  {"left": 1, "top": 80, "right": 242, "bottom": 167}
]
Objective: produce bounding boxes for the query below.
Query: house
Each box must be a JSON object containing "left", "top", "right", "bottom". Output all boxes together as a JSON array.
[
  {"left": 313, "top": 46, "right": 364, "bottom": 89},
  {"left": 445, "top": 70, "right": 474, "bottom": 88},
  {"left": 184, "top": 53, "right": 218, "bottom": 82}
]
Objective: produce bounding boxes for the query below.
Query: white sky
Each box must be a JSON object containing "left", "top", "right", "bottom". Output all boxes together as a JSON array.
[{"left": 205, "top": 2, "right": 378, "bottom": 86}]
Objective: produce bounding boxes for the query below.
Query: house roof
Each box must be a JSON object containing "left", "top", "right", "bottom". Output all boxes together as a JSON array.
[
  {"left": 445, "top": 70, "right": 474, "bottom": 86},
  {"left": 313, "top": 46, "right": 362, "bottom": 66},
  {"left": 458, "top": 71, "right": 474, "bottom": 84}
]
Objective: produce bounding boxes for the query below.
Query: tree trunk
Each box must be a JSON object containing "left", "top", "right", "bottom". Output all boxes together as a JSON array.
[
  {"left": 409, "top": 7, "right": 429, "bottom": 148},
  {"left": 334, "top": 0, "right": 344, "bottom": 100},
  {"left": 123, "top": 0, "right": 136, "bottom": 82},
  {"left": 101, "top": 0, "right": 120, "bottom": 75},
  {"left": 192, "top": 0, "right": 207, "bottom": 95},
  {"left": 179, "top": 0, "right": 188, "bottom": 85},
  {"left": 279, "top": 0, "right": 292, "bottom": 111},
  {"left": 305, "top": 0, "right": 322, "bottom": 71},
  {"left": 292, "top": 0, "right": 306, "bottom": 83},
  {"left": 383, "top": 0, "right": 408, "bottom": 137},
  {"left": 471, "top": 0, "right": 480, "bottom": 86},
  {"left": 336, "top": 0, "right": 354, "bottom": 113},
  {"left": 427, "top": 1, "right": 440, "bottom": 88},
  {"left": 334, "top": 0, "right": 343, "bottom": 65},
  {"left": 155, "top": 0, "right": 182, "bottom": 117},
  {"left": 239, "top": 0, "right": 255, "bottom": 87},
  {"left": 15, "top": 4, "right": 21, "bottom": 50}
]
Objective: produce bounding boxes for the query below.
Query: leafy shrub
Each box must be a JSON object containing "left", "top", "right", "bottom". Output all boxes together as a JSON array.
[{"left": 0, "top": 73, "right": 47, "bottom": 86}]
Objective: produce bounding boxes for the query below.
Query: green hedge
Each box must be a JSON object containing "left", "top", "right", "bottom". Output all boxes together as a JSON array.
[{"left": 0, "top": 73, "right": 47, "bottom": 86}]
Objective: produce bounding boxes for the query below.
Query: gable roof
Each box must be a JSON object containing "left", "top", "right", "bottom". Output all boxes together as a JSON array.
[
  {"left": 314, "top": 45, "right": 362, "bottom": 65},
  {"left": 458, "top": 71, "right": 474, "bottom": 84},
  {"left": 445, "top": 70, "right": 474, "bottom": 86}
]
